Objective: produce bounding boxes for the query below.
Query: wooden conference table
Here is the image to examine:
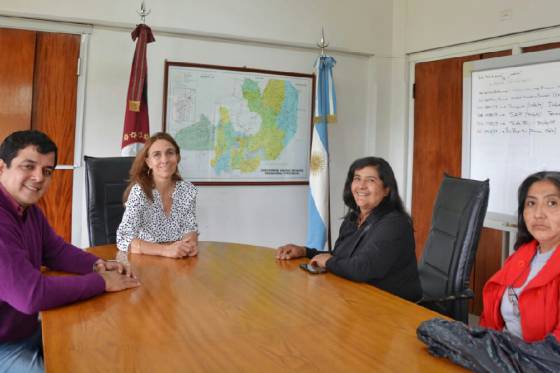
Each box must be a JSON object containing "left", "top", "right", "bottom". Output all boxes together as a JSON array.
[{"left": 42, "top": 242, "right": 465, "bottom": 372}]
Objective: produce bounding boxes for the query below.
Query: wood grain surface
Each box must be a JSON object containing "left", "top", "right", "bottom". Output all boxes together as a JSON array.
[
  {"left": 31, "top": 32, "right": 80, "bottom": 165},
  {"left": 412, "top": 55, "right": 479, "bottom": 258},
  {"left": 37, "top": 169, "right": 73, "bottom": 241},
  {"left": 42, "top": 242, "right": 466, "bottom": 372},
  {"left": 0, "top": 28, "right": 36, "bottom": 142},
  {"left": 32, "top": 31, "right": 81, "bottom": 241}
]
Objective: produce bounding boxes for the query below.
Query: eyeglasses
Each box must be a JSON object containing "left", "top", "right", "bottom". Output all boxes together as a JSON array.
[{"left": 507, "top": 286, "right": 520, "bottom": 317}]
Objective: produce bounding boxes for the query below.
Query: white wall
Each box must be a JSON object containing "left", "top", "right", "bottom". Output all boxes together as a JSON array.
[
  {"left": 372, "top": 0, "right": 410, "bottom": 198},
  {"left": 1, "top": 0, "right": 393, "bottom": 55},
  {"left": 406, "top": 0, "right": 560, "bottom": 53},
  {"left": 0, "top": 0, "right": 395, "bottom": 249}
]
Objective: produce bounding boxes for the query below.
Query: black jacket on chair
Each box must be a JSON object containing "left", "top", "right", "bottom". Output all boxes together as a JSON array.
[{"left": 308, "top": 207, "right": 422, "bottom": 302}]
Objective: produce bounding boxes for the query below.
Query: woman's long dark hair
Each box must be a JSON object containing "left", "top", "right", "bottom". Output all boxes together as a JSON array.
[
  {"left": 123, "top": 132, "right": 182, "bottom": 202},
  {"left": 342, "top": 156, "right": 410, "bottom": 222},
  {"left": 515, "top": 171, "right": 560, "bottom": 249}
]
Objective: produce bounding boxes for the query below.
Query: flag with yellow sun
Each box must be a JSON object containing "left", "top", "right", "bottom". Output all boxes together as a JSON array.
[{"left": 306, "top": 55, "right": 336, "bottom": 251}]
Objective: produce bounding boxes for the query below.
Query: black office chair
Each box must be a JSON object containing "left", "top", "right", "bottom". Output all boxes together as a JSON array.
[
  {"left": 417, "top": 174, "right": 489, "bottom": 324},
  {"left": 84, "top": 156, "right": 134, "bottom": 247}
]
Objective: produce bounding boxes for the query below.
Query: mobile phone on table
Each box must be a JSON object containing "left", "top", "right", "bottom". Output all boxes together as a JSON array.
[{"left": 299, "top": 263, "right": 327, "bottom": 274}]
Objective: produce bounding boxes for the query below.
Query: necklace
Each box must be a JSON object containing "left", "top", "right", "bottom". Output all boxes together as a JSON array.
[
  {"left": 506, "top": 286, "right": 520, "bottom": 317},
  {"left": 506, "top": 245, "right": 543, "bottom": 317}
]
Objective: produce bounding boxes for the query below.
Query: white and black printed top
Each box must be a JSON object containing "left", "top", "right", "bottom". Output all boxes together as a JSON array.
[{"left": 116, "top": 181, "right": 198, "bottom": 252}]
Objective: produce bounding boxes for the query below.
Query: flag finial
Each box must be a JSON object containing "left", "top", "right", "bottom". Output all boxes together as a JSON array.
[
  {"left": 317, "top": 27, "right": 329, "bottom": 56},
  {"left": 137, "top": 1, "right": 151, "bottom": 24}
]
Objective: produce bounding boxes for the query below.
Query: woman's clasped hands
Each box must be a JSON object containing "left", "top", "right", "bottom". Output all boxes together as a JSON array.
[{"left": 165, "top": 231, "right": 199, "bottom": 259}]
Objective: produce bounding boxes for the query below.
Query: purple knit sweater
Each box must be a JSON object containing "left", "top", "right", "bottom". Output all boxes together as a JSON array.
[{"left": 0, "top": 190, "right": 105, "bottom": 342}]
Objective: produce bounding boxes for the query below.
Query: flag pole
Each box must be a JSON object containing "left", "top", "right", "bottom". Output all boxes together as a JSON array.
[{"left": 316, "top": 28, "right": 332, "bottom": 252}]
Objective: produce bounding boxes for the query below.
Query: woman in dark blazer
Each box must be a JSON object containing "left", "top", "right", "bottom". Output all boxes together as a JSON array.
[{"left": 277, "top": 156, "right": 422, "bottom": 302}]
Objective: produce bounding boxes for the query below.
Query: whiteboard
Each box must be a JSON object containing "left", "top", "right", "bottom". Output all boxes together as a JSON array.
[{"left": 462, "top": 49, "right": 560, "bottom": 228}]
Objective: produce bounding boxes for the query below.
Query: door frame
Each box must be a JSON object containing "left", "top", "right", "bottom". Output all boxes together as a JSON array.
[{"left": 0, "top": 16, "right": 92, "bottom": 246}]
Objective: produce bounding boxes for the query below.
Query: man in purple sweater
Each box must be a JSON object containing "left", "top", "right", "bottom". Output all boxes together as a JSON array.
[{"left": 0, "top": 130, "right": 140, "bottom": 372}]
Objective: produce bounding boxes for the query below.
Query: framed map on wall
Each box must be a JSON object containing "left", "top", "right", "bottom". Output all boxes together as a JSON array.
[{"left": 163, "top": 61, "right": 314, "bottom": 185}]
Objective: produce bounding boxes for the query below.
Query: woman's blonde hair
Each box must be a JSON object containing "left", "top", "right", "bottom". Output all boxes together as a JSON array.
[{"left": 123, "top": 132, "right": 182, "bottom": 202}]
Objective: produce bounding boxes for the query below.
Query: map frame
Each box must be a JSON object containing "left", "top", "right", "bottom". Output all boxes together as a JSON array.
[{"left": 162, "top": 61, "right": 315, "bottom": 185}]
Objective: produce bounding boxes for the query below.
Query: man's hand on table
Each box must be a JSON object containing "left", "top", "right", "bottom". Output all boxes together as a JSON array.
[{"left": 93, "top": 259, "right": 141, "bottom": 292}]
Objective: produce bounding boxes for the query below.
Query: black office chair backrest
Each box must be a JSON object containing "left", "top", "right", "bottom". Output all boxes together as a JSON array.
[
  {"left": 418, "top": 174, "right": 489, "bottom": 318},
  {"left": 84, "top": 156, "right": 134, "bottom": 247}
]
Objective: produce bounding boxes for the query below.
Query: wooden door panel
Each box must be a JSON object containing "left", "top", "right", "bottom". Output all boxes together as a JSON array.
[
  {"left": 468, "top": 227, "right": 503, "bottom": 314},
  {"left": 38, "top": 170, "right": 73, "bottom": 241},
  {"left": 32, "top": 32, "right": 80, "bottom": 165},
  {"left": 32, "top": 32, "right": 80, "bottom": 241},
  {"left": 412, "top": 55, "right": 479, "bottom": 258},
  {"left": 0, "top": 28, "right": 36, "bottom": 142}
]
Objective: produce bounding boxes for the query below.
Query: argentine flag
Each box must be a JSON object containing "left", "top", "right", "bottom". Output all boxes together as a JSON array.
[{"left": 306, "top": 55, "right": 336, "bottom": 251}]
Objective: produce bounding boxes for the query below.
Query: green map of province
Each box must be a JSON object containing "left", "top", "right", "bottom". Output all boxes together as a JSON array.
[
  {"left": 211, "top": 78, "right": 299, "bottom": 174},
  {"left": 175, "top": 114, "right": 214, "bottom": 151}
]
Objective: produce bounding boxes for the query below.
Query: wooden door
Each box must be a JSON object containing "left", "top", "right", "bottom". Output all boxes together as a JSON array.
[
  {"left": 33, "top": 32, "right": 80, "bottom": 242},
  {"left": 0, "top": 28, "right": 80, "bottom": 242},
  {"left": 412, "top": 55, "right": 479, "bottom": 257},
  {"left": 412, "top": 50, "right": 511, "bottom": 315},
  {"left": 0, "top": 29, "right": 36, "bottom": 141}
]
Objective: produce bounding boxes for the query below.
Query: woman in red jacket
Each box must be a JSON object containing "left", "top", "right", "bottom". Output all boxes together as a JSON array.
[{"left": 480, "top": 171, "right": 560, "bottom": 342}]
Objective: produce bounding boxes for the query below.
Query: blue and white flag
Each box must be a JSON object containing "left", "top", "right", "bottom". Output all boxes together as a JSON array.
[{"left": 306, "top": 55, "right": 336, "bottom": 251}]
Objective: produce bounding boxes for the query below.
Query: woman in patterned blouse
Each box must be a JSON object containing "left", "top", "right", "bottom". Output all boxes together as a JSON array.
[{"left": 116, "top": 132, "right": 198, "bottom": 258}]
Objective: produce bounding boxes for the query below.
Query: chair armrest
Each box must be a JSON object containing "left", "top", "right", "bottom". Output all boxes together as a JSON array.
[{"left": 417, "top": 288, "right": 474, "bottom": 305}]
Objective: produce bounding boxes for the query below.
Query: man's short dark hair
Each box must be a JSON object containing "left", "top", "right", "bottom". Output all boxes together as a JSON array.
[{"left": 0, "top": 130, "right": 58, "bottom": 168}]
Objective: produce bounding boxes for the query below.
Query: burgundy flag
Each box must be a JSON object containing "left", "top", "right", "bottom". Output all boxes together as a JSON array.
[{"left": 121, "top": 24, "right": 155, "bottom": 156}]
